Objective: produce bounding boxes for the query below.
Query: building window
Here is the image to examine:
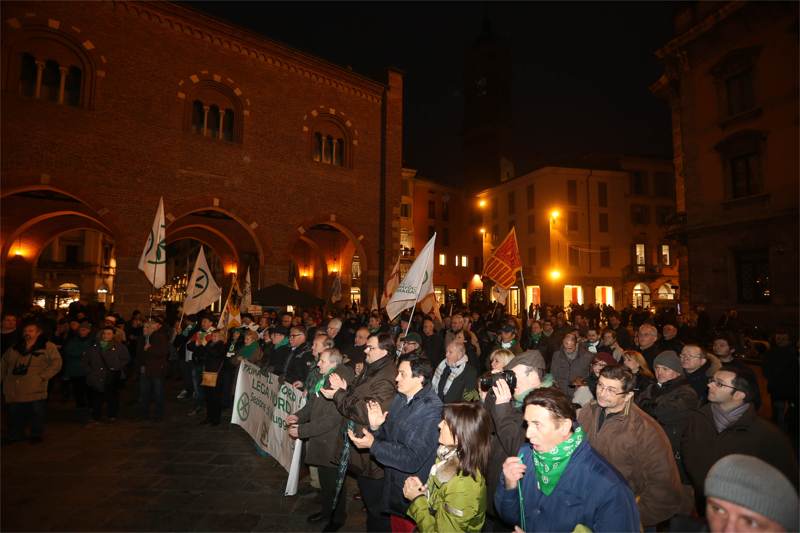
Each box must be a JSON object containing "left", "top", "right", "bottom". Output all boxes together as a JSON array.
[
  {"left": 634, "top": 243, "right": 646, "bottom": 273},
  {"left": 600, "top": 247, "right": 610, "bottom": 268},
  {"left": 454, "top": 255, "right": 460, "bottom": 267},
  {"left": 528, "top": 247, "right": 536, "bottom": 266},
  {"left": 64, "top": 244, "right": 81, "bottom": 264},
  {"left": 527, "top": 213, "right": 536, "bottom": 234},
  {"left": 428, "top": 225, "right": 435, "bottom": 240},
  {"left": 508, "top": 191, "right": 515, "bottom": 215},
  {"left": 18, "top": 52, "right": 85, "bottom": 107},
  {"left": 716, "top": 130, "right": 765, "bottom": 199},
  {"left": 428, "top": 200, "right": 436, "bottom": 219},
  {"left": 442, "top": 200, "right": 449, "bottom": 221},
  {"left": 630, "top": 204, "right": 650, "bottom": 225},
  {"left": 461, "top": 256, "right": 468, "bottom": 268},
  {"left": 442, "top": 227, "right": 450, "bottom": 247},
  {"left": 400, "top": 229, "right": 413, "bottom": 251},
  {"left": 567, "top": 211, "right": 578, "bottom": 232},
  {"left": 508, "top": 219, "right": 515, "bottom": 231},
  {"left": 656, "top": 206, "right": 673, "bottom": 226},
  {"left": 567, "top": 180, "right": 578, "bottom": 205},
  {"left": 630, "top": 171, "right": 648, "bottom": 195},
  {"left": 401, "top": 178, "right": 410, "bottom": 196},
  {"left": 711, "top": 47, "right": 760, "bottom": 120},
  {"left": 598, "top": 212, "right": 609, "bottom": 233},
  {"left": 400, "top": 203, "right": 411, "bottom": 218},
  {"left": 725, "top": 70, "right": 755, "bottom": 116},
  {"left": 597, "top": 182, "right": 608, "bottom": 207},
  {"left": 527, "top": 184, "right": 535, "bottom": 209},
  {"left": 438, "top": 253, "right": 446, "bottom": 266},
  {"left": 351, "top": 255, "right": 361, "bottom": 280},
  {"left": 568, "top": 245, "right": 579, "bottom": 267},
  {"left": 632, "top": 283, "right": 651, "bottom": 308},
  {"left": 653, "top": 172, "right": 674, "bottom": 198},
  {"left": 186, "top": 81, "right": 243, "bottom": 143},
  {"left": 661, "top": 244, "right": 671, "bottom": 266},
  {"left": 736, "top": 250, "right": 770, "bottom": 304}
]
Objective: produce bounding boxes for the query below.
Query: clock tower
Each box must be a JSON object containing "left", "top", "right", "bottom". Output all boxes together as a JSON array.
[{"left": 463, "top": 13, "right": 515, "bottom": 191}]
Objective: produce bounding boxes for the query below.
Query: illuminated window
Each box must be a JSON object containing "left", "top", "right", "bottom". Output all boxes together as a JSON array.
[
  {"left": 461, "top": 256, "right": 468, "bottom": 268},
  {"left": 438, "top": 253, "right": 446, "bottom": 266},
  {"left": 661, "top": 244, "right": 671, "bottom": 266},
  {"left": 454, "top": 255, "right": 460, "bottom": 267},
  {"left": 634, "top": 243, "right": 646, "bottom": 273}
]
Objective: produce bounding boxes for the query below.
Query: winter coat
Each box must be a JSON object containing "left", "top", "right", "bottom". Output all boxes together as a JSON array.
[
  {"left": 630, "top": 371, "right": 655, "bottom": 401},
  {"left": 407, "top": 453, "right": 486, "bottom": 532},
  {"left": 422, "top": 332, "right": 445, "bottom": 369},
  {"left": 683, "top": 356, "right": 721, "bottom": 403},
  {"left": 61, "top": 333, "right": 93, "bottom": 378},
  {"left": 1, "top": 337, "right": 62, "bottom": 403},
  {"left": 136, "top": 328, "right": 171, "bottom": 378},
  {"left": 551, "top": 347, "right": 593, "bottom": 399},
  {"left": 283, "top": 342, "right": 315, "bottom": 385},
  {"left": 333, "top": 354, "right": 397, "bottom": 478},
  {"left": 681, "top": 403, "right": 798, "bottom": 497},
  {"left": 640, "top": 344, "right": 661, "bottom": 370},
  {"left": 495, "top": 438, "right": 640, "bottom": 532},
  {"left": 637, "top": 377, "right": 699, "bottom": 456},
  {"left": 577, "top": 400, "right": 689, "bottom": 526},
  {"left": 371, "top": 384, "right": 443, "bottom": 517},
  {"left": 483, "top": 393, "right": 527, "bottom": 520},
  {"left": 263, "top": 343, "right": 291, "bottom": 374},
  {"left": 82, "top": 341, "right": 130, "bottom": 392},
  {"left": 296, "top": 364, "right": 355, "bottom": 467},
  {"left": 194, "top": 340, "right": 227, "bottom": 390},
  {"left": 434, "top": 362, "right": 478, "bottom": 404}
]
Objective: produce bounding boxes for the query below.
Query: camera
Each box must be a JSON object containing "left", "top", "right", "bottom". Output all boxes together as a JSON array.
[
  {"left": 12, "top": 365, "right": 28, "bottom": 376},
  {"left": 479, "top": 369, "right": 516, "bottom": 393}
]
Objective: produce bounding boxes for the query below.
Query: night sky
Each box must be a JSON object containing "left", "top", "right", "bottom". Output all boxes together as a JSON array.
[{"left": 189, "top": 2, "right": 677, "bottom": 183}]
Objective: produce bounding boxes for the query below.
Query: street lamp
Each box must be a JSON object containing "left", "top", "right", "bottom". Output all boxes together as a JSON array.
[
  {"left": 550, "top": 209, "right": 560, "bottom": 221},
  {"left": 549, "top": 269, "right": 561, "bottom": 281},
  {"left": 478, "top": 199, "right": 487, "bottom": 208}
]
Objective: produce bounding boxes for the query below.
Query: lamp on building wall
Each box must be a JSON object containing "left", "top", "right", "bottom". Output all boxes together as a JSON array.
[
  {"left": 478, "top": 199, "right": 487, "bottom": 208},
  {"left": 549, "top": 269, "right": 562, "bottom": 281},
  {"left": 12, "top": 236, "right": 25, "bottom": 257},
  {"left": 550, "top": 209, "right": 560, "bottom": 223},
  {"left": 225, "top": 263, "right": 238, "bottom": 275}
]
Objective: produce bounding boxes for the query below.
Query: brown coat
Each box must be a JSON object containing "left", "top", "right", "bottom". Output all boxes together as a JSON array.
[
  {"left": 681, "top": 403, "right": 798, "bottom": 496},
  {"left": 332, "top": 353, "right": 396, "bottom": 478},
  {"left": 577, "top": 400, "right": 690, "bottom": 526},
  {"left": 1, "top": 337, "right": 62, "bottom": 403}
]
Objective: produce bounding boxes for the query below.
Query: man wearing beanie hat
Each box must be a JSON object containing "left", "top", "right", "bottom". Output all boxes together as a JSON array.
[
  {"left": 637, "top": 351, "right": 699, "bottom": 475},
  {"left": 704, "top": 454, "right": 799, "bottom": 532}
]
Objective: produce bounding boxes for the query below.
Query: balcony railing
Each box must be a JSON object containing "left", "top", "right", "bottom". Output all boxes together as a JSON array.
[{"left": 623, "top": 264, "right": 663, "bottom": 279}]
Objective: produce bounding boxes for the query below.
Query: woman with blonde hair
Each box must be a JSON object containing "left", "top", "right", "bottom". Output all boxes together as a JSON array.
[
  {"left": 621, "top": 349, "right": 655, "bottom": 399},
  {"left": 488, "top": 348, "right": 515, "bottom": 372}
]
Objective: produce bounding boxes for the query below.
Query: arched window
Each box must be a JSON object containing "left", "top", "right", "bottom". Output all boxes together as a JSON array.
[
  {"left": 10, "top": 29, "right": 94, "bottom": 108},
  {"left": 632, "top": 283, "right": 651, "bottom": 308},
  {"left": 184, "top": 81, "right": 243, "bottom": 143},
  {"left": 311, "top": 117, "right": 351, "bottom": 168},
  {"left": 657, "top": 283, "right": 675, "bottom": 300}
]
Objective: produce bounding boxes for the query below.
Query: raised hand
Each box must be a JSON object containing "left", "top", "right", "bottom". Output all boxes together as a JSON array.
[
  {"left": 493, "top": 377, "right": 513, "bottom": 405},
  {"left": 366, "top": 400, "right": 388, "bottom": 430}
]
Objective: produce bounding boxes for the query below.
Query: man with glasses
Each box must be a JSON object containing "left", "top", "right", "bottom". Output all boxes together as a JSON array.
[
  {"left": 637, "top": 323, "right": 661, "bottom": 369},
  {"left": 681, "top": 367, "right": 797, "bottom": 509},
  {"left": 578, "top": 365, "right": 688, "bottom": 528},
  {"left": 680, "top": 344, "right": 720, "bottom": 403},
  {"left": 283, "top": 326, "right": 314, "bottom": 388}
]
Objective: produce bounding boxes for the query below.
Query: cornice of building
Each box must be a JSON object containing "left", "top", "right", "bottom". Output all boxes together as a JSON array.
[
  {"left": 655, "top": 1, "right": 747, "bottom": 60},
  {"left": 117, "top": 1, "right": 388, "bottom": 103}
]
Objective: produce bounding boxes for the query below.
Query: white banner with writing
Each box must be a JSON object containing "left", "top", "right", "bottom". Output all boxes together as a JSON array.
[{"left": 231, "top": 361, "right": 306, "bottom": 495}]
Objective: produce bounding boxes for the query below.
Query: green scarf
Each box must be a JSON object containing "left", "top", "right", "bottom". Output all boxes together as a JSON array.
[
  {"left": 274, "top": 337, "right": 289, "bottom": 348},
  {"left": 238, "top": 342, "right": 259, "bottom": 360},
  {"left": 531, "top": 426, "right": 584, "bottom": 495},
  {"left": 312, "top": 368, "right": 335, "bottom": 397},
  {"left": 512, "top": 375, "right": 555, "bottom": 408},
  {"left": 99, "top": 340, "right": 112, "bottom": 351}
]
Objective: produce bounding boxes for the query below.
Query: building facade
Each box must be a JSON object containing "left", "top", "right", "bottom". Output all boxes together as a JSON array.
[
  {"left": 1, "top": 2, "right": 403, "bottom": 316},
  {"left": 400, "top": 168, "right": 483, "bottom": 307},
  {"left": 651, "top": 1, "right": 798, "bottom": 328},
  {"left": 477, "top": 156, "right": 679, "bottom": 313}
]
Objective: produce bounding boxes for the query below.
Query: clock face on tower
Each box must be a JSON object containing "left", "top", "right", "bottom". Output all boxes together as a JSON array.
[{"left": 475, "top": 76, "right": 487, "bottom": 96}]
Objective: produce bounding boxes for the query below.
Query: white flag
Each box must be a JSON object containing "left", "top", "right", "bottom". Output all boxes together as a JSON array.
[
  {"left": 241, "top": 267, "right": 252, "bottom": 310},
  {"left": 380, "top": 256, "right": 401, "bottom": 309},
  {"left": 492, "top": 285, "right": 509, "bottom": 305},
  {"left": 138, "top": 197, "right": 166, "bottom": 289},
  {"left": 370, "top": 290, "right": 378, "bottom": 312},
  {"left": 182, "top": 247, "right": 222, "bottom": 316},
  {"left": 330, "top": 273, "right": 342, "bottom": 303},
  {"left": 386, "top": 234, "right": 436, "bottom": 321}
]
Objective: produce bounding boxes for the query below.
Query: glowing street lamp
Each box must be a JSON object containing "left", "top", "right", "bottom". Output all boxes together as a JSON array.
[
  {"left": 549, "top": 269, "right": 562, "bottom": 281},
  {"left": 478, "top": 199, "right": 487, "bottom": 208},
  {"left": 550, "top": 209, "right": 560, "bottom": 221}
]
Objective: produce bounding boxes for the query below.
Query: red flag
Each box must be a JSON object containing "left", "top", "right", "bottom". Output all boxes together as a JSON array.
[{"left": 483, "top": 228, "right": 522, "bottom": 289}]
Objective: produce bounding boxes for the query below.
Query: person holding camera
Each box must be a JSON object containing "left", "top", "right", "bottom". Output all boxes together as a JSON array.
[
  {"left": 481, "top": 350, "right": 552, "bottom": 528},
  {"left": 1, "top": 321, "right": 62, "bottom": 443}
]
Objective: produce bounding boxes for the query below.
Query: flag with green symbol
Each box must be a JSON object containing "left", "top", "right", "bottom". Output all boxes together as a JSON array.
[
  {"left": 386, "top": 233, "right": 436, "bottom": 321},
  {"left": 138, "top": 197, "right": 167, "bottom": 289},
  {"left": 182, "top": 246, "right": 221, "bottom": 315}
]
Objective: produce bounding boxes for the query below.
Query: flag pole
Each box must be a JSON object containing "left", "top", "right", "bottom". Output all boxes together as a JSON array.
[{"left": 519, "top": 269, "right": 528, "bottom": 346}]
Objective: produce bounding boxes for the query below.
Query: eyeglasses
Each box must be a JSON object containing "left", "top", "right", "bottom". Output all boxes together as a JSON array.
[
  {"left": 596, "top": 383, "right": 627, "bottom": 395},
  {"left": 289, "top": 334, "right": 303, "bottom": 338},
  {"left": 708, "top": 378, "right": 739, "bottom": 391}
]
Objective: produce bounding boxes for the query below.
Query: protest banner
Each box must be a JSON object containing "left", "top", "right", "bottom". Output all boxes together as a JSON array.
[{"left": 231, "top": 361, "right": 306, "bottom": 495}]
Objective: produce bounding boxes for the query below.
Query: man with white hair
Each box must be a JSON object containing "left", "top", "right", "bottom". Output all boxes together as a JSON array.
[
  {"left": 325, "top": 318, "right": 346, "bottom": 351},
  {"left": 637, "top": 323, "right": 661, "bottom": 369}
]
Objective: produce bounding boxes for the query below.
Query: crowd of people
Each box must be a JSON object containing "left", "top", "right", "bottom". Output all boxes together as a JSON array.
[{"left": 1, "top": 299, "right": 798, "bottom": 532}]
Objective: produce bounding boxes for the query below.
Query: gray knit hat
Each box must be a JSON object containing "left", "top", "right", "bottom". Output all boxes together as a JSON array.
[
  {"left": 653, "top": 350, "right": 683, "bottom": 375},
  {"left": 705, "top": 454, "right": 799, "bottom": 531}
]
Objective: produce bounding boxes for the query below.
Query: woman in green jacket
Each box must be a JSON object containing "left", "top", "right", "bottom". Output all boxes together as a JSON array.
[{"left": 404, "top": 402, "right": 491, "bottom": 532}]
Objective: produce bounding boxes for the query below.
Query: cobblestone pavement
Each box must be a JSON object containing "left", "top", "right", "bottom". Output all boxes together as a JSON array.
[{"left": 1, "top": 380, "right": 366, "bottom": 532}]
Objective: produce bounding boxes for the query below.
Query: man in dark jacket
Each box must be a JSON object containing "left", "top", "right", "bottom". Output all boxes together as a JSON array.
[
  {"left": 322, "top": 333, "right": 397, "bottom": 532},
  {"left": 608, "top": 312, "right": 633, "bottom": 349},
  {"left": 136, "top": 318, "right": 171, "bottom": 421},
  {"left": 421, "top": 317, "right": 444, "bottom": 369},
  {"left": 551, "top": 332, "right": 593, "bottom": 400},
  {"left": 681, "top": 366, "right": 798, "bottom": 511},
  {"left": 680, "top": 344, "right": 720, "bottom": 403},
  {"left": 637, "top": 323, "right": 661, "bottom": 369},
  {"left": 288, "top": 348, "right": 354, "bottom": 530},
  {"left": 763, "top": 330, "right": 799, "bottom": 434},
  {"left": 283, "top": 326, "right": 314, "bottom": 387},
  {"left": 262, "top": 326, "right": 291, "bottom": 374},
  {"left": 430, "top": 339, "right": 478, "bottom": 403},
  {"left": 349, "top": 353, "right": 442, "bottom": 531},
  {"left": 637, "top": 350, "right": 699, "bottom": 477}
]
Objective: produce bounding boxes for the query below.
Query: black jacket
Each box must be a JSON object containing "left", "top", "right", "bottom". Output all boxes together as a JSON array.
[
  {"left": 434, "top": 362, "right": 478, "bottom": 404},
  {"left": 371, "top": 384, "right": 443, "bottom": 517},
  {"left": 483, "top": 392, "right": 527, "bottom": 519},
  {"left": 283, "top": 342, "right": 314, "bottom": 385},
  {"left": 637, "top": 377, "right": 699, "bottom": 460},
  {"left": 421, "top": 333, "right": 445, "bottom": 369}
]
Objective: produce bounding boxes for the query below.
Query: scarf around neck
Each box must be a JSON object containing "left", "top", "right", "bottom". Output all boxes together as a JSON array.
[
  {"left": 312, "top": 368, "right": 335, "bottom": 397},
  {"left": 238, "top": 342, "right": 259, "bottom": 360},
  {"left": 532, "top": 426, "right": 584, "bottom": 495},
  {"left": 711, "top": 402, "right": 749, "bottom": 433},
  {"left": 431, "top": 356, "right": 468, "bottom": 397}
]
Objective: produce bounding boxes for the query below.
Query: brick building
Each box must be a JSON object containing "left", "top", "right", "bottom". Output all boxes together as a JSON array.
[
  {"left": 399, "top": 168, "right": 483, "bottom": 307},
  {"left": 477, "top": 156, "right": 680, "bottom": 313},
  {"left": 651, "top": 2, "right": 798, "bottom": 328},
  {"left": 1, "top": 1, "right": 403, "bottom": 316}
]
